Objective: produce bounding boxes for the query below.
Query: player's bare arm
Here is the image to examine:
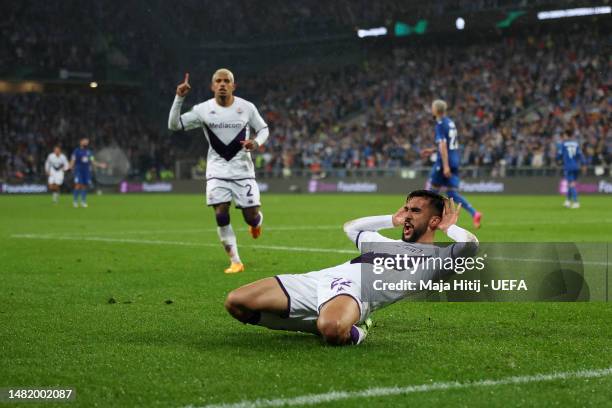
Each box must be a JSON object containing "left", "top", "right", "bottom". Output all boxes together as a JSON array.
[
  {"left": 420, "top": 147, "right": 436, "bottom": 159},
  {"left": 438, "top": 139, "right": 451, "bottom": 177},
  {"left": 240, "top": 139, "right": 259, "bottom": 151},
  {"left": 92, "top": 160, "right": 108, "bottom": 169}
]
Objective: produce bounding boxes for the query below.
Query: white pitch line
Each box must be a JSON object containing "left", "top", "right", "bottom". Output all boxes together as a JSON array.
[
  {"left": 66, "top": 225, "right": 341, "bottom": 235},
  {"left": 9, "top": 234, "right": 610, "bottom": 266},
  {"left": 10, "top": 234, "right": 356, "bottom": 254},
  {"left": 187, "top": 366, "right": 612, "bottom": 408}
]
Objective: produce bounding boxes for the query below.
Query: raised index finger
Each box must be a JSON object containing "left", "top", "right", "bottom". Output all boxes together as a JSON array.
[{"left": 184, "top": 73, "right": 190, "bottom": 84}]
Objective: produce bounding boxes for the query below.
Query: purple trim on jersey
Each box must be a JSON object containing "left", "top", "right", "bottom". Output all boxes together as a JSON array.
[
  {"left": 255, "top": 126, "right": 268, "bottom": 133},
  {"left": 206, "top": 201, "right": 231, "bottom": 208},
  {"left": 355, "top": 231, "right": 363, "bottom": 249},
  {"left": 204, "top": 123, "right": 247, "bottom": 161},
  {"left": 179, "top": 117, "right": 185, "bottom": 131},
  {"left": 274, "top": 276, "right": 291, "bottom": 318},
  {"left": 206, "top": 177, "right": 256, "bottom": 182}
]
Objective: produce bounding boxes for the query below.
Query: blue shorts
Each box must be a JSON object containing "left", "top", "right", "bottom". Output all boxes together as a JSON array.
[
  {"left": 564, "top": 169, "right": 579, "bottom": 182},
  {"left": 74, "top": 169, "right": 91, "bottom": 185},
  {"left": 429, "top": 166, "right": 460, "bottom": 189}
]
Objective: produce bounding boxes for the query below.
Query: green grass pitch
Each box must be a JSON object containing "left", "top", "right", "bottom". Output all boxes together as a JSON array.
[{"left": 1, "top": 193, "right": 611, "bottom": 407}]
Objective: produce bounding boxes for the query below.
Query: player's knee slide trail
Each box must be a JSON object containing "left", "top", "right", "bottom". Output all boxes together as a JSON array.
[{"left": 216, "top": 212, "right": 230, "bottom": 227}]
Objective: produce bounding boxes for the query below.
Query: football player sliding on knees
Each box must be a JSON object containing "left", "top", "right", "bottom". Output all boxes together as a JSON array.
[
  {"left": 225, "top": 190, "right": 478, "bottom": 346},
  {"left": 168, "top": 70, "right": 270, "bottom": 274}
]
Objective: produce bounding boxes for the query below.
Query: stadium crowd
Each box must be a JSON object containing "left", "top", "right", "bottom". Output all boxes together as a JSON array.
[
  {"left": 0, "top": 92, "right": 176, "bottom": 182},
  {"left": 0, "top": 0, "right": 609, "bottom": 181},
  {"left": 253, "top": 30, "right": 610, "bottom": 176}
]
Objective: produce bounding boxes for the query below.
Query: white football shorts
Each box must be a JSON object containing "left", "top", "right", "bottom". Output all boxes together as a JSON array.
[
  {"left": 48, "top": 169, "right": 64, "bottom": 186},
  {"left": 206, "top": 178, "right": 261, "bottom": 208},
  {"left": 274, "top": 262, "right": 370, "bottom": 332}
]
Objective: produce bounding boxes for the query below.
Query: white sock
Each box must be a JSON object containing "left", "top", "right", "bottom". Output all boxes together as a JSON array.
[
  {"left": 52, "top": 192, "right": 59, "bottom": 202},
  {"left": 217, "top": 224, "right": 241, "bottom": 263}
]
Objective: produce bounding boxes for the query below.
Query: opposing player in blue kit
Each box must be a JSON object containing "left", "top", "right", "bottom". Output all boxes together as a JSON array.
[
  {"left": 422, "top": 99, "right": 482, "bottom": 228},
  {"left": 557, "top": 130, "right": 584, "bottom": 209},
  {"left": 70, "top": 138, "right": 106, "bottom": 208}
]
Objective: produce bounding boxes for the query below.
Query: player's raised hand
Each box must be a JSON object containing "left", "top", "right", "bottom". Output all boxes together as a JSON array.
[
  {"left": 437, "top": 198, "right": 462, "bottom": 232},
  {"left": 176, "top": 73, "right": 191, "bottom": 97},
  {"left": 392, "top": 205, "right": 409, "bottom": 227},
  {"left": 240, "top": 139, "right": 259, "bottom": 151}
]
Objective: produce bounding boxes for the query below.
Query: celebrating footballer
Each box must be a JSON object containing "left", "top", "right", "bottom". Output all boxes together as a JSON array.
[{"left": 168, "top": 69, "right": 269, "bottom": 274}]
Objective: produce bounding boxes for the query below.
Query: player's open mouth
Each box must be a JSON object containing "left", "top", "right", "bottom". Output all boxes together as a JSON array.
[{"left": 403, "top": 222, "right": 413, "bottom": 236}]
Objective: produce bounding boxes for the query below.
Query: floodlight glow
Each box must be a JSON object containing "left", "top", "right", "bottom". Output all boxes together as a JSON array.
[
  {"left": 89, "top": 82, "right": 98, "bottom": 88},
  {"left": 537, "top": 6, "right": 611, "bottom": 20},
  {"left": 357, "top": 27, "right": 388, "bottom": 38},
  {"left": 456, "top": 17, "right": 465, "bottom": 30}
]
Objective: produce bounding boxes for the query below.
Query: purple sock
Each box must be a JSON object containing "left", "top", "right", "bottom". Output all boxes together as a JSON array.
[{"left": 349, "top": 325, "right": 361, "bottom": 345}]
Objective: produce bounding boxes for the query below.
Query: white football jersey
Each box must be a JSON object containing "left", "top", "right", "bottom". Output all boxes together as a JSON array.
[
  {"left": 45, "top": 153, "right": 69, "bottom": 173},
  {"left": 179, "top": 97, "right": 268, "bottom": 180}
]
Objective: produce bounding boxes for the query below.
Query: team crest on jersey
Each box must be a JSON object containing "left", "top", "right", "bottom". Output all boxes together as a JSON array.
[
  {"left": 330, "top": 277, "right": 353, "bottom": 292},
  {"left": 236, "top": 107, "right": 243, "bottom": 114},
  {"left": 210, "top": 110, "right": 216, "bottom": 115}
]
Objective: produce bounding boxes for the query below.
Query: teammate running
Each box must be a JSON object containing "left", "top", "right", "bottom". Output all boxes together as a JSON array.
[
  {"left": 168, "top": 69, "right": 269, "bottom": 274},
  {"left": 45, "top": 145, "right": 69, "bottom": 204},
  {"left": 225, "top": 190, "right": 479, "bottom": 346}
]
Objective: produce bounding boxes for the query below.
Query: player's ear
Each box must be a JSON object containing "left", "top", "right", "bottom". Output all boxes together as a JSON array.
[{"left": 429, "top": 216, "right": 441, "bottom": 230}]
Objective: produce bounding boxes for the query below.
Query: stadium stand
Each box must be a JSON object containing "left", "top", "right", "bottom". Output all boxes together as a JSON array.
[{"left": 0, "top": 1, "right": 609, "bottom": 181}]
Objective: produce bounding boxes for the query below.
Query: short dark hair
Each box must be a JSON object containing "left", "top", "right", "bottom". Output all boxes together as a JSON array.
[{"left": 407, "top": 190, "right": 445, "bottom": 216}]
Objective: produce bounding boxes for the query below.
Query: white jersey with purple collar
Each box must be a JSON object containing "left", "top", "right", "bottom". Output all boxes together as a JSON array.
[
  {"left": 172, "top": 96, "right": 268, "bottom": 180},
  {"left": 45, "top": 153, "right": 69, "bottom": 173}
]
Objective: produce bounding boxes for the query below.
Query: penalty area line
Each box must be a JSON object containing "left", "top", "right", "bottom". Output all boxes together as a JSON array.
[{"left": 186, "top": 366, "right": 612, "bottom": 408}]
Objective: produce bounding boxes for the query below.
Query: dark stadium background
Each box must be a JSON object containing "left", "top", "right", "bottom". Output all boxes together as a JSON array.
[{"left": 1, "top": 0, "right": 609, "bottom": 191}]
